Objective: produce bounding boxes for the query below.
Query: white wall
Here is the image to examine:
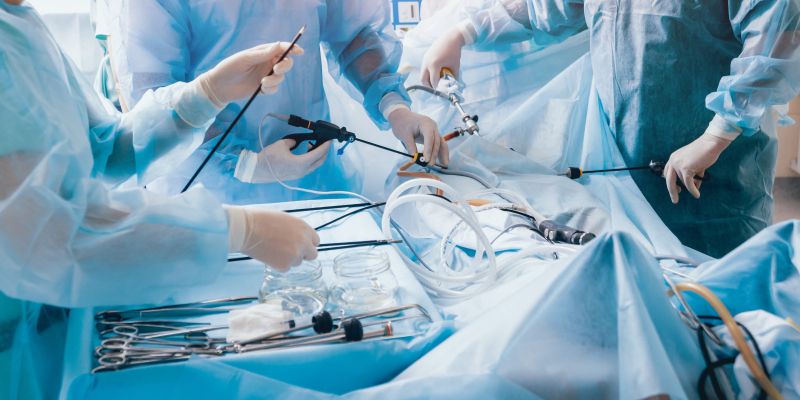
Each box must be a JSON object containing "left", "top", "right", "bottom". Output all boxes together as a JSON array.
[
  {"left": 25, "top": 0, "right": 103, "bottom": 80},
  {"left": 776, "top": 98, "right": 800, "bottom": 177}
]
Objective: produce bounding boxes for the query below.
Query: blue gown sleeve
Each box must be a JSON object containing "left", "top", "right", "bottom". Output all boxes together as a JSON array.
[
  {"left": 115, "top": 0, "right": 190, "bottom": 106},
  {"left": 321, "top": 0, "right": 410, "bottom": 129},
  {"left": 464, "top": 0, "right": 586, "bottom": 49},
  {"left": 0, "top": 10, "right": 228, "bottom": 307},
  {"left": 706, "top": 0, "right": 800, "bottom": 133}
]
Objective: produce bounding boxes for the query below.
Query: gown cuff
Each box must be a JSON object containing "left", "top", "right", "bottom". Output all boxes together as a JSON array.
[
  {"left": 380, "top": 92, "right": 412, "bottom": 121},
  {"left": 705, "top": 114, "right": 742, "bottom": 142},
  {"left": 173, "top": 80, "right": 225, "bottom": 128},
  {"left": 223, "top": 205, "right": 248, "bottom": 253}
]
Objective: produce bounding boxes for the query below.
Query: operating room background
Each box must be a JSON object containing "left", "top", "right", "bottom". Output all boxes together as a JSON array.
[{"left": 26, "top": 0, "right": 800, "bottom": 222}]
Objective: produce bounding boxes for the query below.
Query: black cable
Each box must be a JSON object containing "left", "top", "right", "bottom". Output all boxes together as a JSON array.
[
  {"left": 697, "top": 326, "right": 727, "bottom": 399},
  {"left": 696, "top": 315, "right": 771, "bottom": 400},
  {"left": 283, "top": 202, "right": 373, "bottom": 214},
  {"left": 317, "top": 241, "right": 398, "bottom": 252},
  {"left": 500, "top": 208, "right": 551, "bottom": 242},
  {"left": 227, "top": 240, "right": 397, "bottom": 262},
  {"left": 314, "top": 203, "right": 384, "bottom": 231},
  {"left": 698, "top": 355, "right": 737, "bottom": 400}
]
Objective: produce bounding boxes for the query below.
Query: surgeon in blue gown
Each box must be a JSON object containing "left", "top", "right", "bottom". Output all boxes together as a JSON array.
[
  {"left": 0, "top": 1, "right": 322, "bottom": 398},
  {"left": 421, "top": 0, "right": 800, "bottom": 257},
  {"left": 112, "top": 0, "right": 450, "bottom": 204}
]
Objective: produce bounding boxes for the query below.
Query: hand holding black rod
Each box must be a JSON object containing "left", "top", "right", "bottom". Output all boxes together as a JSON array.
[
  {"left": 181, "top": 26, "right": 306, "bottom": 193},
  {"left": 563, "top": 160, "right": 707, "bottom": 182},
  {"left": 270, "top": 113, "right": 447, "bottom": 169}
]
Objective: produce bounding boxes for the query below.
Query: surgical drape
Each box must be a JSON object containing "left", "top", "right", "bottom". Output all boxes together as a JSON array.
[{"left": 461, "top": 0, "right": 800, "bottom": 256}]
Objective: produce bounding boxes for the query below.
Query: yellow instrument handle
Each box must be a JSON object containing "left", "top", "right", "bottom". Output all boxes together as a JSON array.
[{"left": 440, "top": 67, "right": 456, "bottom": 79}]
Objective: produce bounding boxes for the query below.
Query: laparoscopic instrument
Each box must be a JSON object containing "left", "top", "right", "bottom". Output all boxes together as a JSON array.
[
  {"left": 91, "top": 302, "right": 432, "bottom": 373},
  {"left": 181, "top": 25, "right": 306, "bottom": 193},
  {"left": 562, "top": 160, "right": 707, "bottom": 183},
  {"left": 226, "top": 240, "right": 402, "bottom": 263},
  {"left": 406, "top": 68, "right": 480, "bottom": 141},
  {"left": 268, "top": 113, "right": 447, "bottom": 168}
]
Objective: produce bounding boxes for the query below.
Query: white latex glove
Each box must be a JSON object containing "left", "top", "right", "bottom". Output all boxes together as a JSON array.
[
  {"left": 664, "top": 119, "right": 738, "bottom": 203},
  {"left": 388, "top": 107, "right": 450, "bottom": 167},
  {"left": 196, "top": 42, "right": 304, "bottom": 106},
  {"left": 420, "top": 22, "right": 473, "bottom": 88},
  {"left": 224, "top": 205, "right": 319, "bottom": 271},
  {"left": 234, "top": 139, "right": 330, "bottom": 184}
]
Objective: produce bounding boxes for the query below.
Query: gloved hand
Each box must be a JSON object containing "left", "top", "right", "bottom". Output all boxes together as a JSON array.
[
  {"left": 388, "top": 107, "right": 450, "bottom": 167},
  {"left": 420, "top": 24, "right": 471, "bottom": 88},
  {"left": 234, "top": 139, "right": 330, "bottom": 184},
  {"left": 197, "top": 42, "right": 304, "bottom": 106},
  {"left": 664, "top": 126, "right": 736, "bottom": 204},
  {"left": 224, "top": 205, "right": 319, "bottom": 271}
]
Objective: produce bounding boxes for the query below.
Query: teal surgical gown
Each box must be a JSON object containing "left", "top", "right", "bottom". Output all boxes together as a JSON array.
[
  {"left": 463, "top": 0, "right": 800, "bottom": 257},
  {"left": 0, "top": 3, "right": 231, "bottom": 398},
  {"left": 113, "top": 0, "right": 411, "bottom": 204}
]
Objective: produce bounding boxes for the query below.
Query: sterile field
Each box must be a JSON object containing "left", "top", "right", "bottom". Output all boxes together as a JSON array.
[{"left": 1, "top": 1, "right": 799, "bottom": 400}]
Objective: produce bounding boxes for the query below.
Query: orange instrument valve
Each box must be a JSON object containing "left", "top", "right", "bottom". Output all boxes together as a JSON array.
[
  {"left": 397, "top": 153, "right": 443, "bottom": 196},
  {"left": 467, "top": 199, "right": 492, "bottom": 207},
  {"left": 443, "top": 130, "right": 462, "bottom": 141}
]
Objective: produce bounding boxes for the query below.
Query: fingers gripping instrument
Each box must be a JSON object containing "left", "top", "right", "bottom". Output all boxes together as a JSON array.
[
  {"left": 270, "top": 114, "right": 442, "bottom": 169},
  {"left": 271, "top": 114, "right": 356, "bottom": 151},
  {"left": 181, "top": 26, "right": 305, "bottom": 193}
]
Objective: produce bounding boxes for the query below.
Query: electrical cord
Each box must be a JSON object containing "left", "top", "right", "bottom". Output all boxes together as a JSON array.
[
  {"left": 314, "top": 203, "right": 384, "bottom": 231},
  {"left": 696, "top": 315, "right": 771, "bottom": 400},
  {"left": 256, "top": 113, "right": 374, "bottom": 204},
  {"left": 671, "top": 282, "right": 783, "bottom": 400},
  {"left": 227, "top": 240, "right": 397, "bottom": 263},
  {"left": 381, "top": 178, "right": 579, "bottom": 300}
]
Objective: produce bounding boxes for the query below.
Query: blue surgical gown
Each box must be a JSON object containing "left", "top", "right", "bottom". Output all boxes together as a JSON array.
[
  {"left": 113, "top": 0, "right": 411, "bottom": 204},
  {"left": 462, "top": 0, "right": 800, "bottom": 257},
  {"left": 0, "top": 3, "right": 231, "bottom": 398}
]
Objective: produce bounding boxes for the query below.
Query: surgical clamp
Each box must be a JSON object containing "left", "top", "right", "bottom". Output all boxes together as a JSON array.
[{"left": 95, "top": 296, "right": 258, "bottom": 323}]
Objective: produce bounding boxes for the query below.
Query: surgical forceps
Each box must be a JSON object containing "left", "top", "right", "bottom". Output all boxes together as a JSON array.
[
  {"left": 93, "top": 352, "right": 194, "bottom": 373},
  {"left": 96, "top": 326, "right": 223, "bottom": 355},
  {"left": 95, "top": 296, "right": 258, "bottom": 323},
  {"left": 233, "top": 304, "right": 432, "bottom": 347}
]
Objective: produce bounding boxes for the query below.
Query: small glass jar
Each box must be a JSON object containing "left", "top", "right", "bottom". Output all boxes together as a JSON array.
[
  {"left": 331, "top": 250, "right": 399, "bottom": 314},
  {"left": 259, "top": 260, "right": 328, "bottom": 318}
]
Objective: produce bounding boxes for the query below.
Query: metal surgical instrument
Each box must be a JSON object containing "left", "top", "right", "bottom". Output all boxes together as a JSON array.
[
  {"left": 95, "top": 296, "right": 258, "bottom": 323},
  {"left": 562, "top": 160, "right": 707, "bottom": 182},
  {"left": 181, "top": 25, "right": 306, "bottom": 193},
  {"left": 268, "top": 113, "right": 447, "bottom": 169},
  {"left": 407, "top": 68, "right": 480, "bottom": 140}
]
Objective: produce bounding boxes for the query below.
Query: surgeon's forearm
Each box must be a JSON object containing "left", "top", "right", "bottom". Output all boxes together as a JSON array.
[
  {"left": 103, "top": 81, "right": 222, "bottom": 186},
  {"left": 465, "top": 0, "right": 585, "bottom": 48},
  {"left": 706, "top": 2, "right": 800, "bottom": 133},
  {"left": 341, "top": 29, "right": 411, "bottom": 128}
]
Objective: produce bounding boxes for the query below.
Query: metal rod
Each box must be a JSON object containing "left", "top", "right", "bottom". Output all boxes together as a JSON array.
[
  {"left": 580, "top": 165, "right": 651, "bottom": 174},
  {"left": 226, "top": 240, "right": 401, "bottom": 262},
  {"left": 283, "top": 202, "right": 374, "bottom": 213},
  {"left": 181, "top": 26, "right": 306, "bottom": 193}
]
